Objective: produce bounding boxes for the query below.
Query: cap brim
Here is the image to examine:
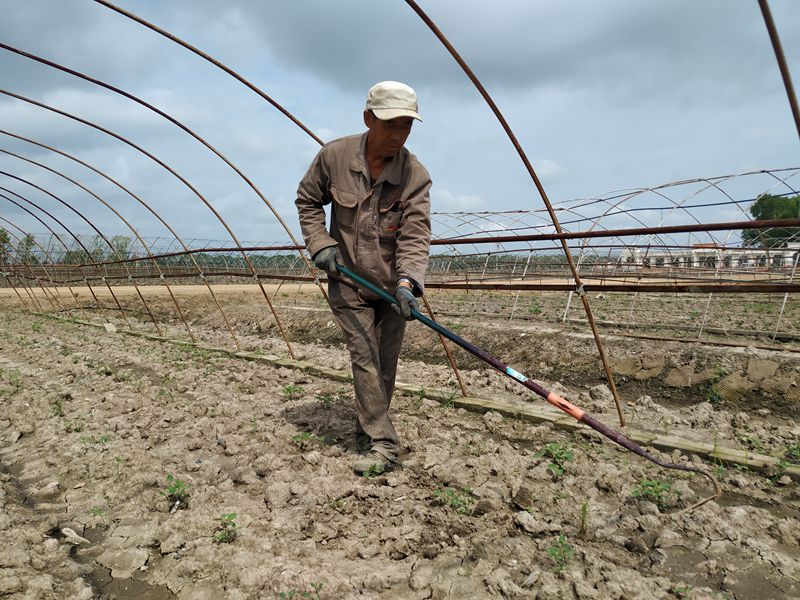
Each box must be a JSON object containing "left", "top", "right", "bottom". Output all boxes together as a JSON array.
[{"left": 372, "top": 108, "right": 423, "bottom": 122}]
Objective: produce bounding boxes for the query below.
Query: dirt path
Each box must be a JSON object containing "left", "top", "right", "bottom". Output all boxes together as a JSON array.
[{"left": 0, "top": 309, "right": 798, "bottom": 599}]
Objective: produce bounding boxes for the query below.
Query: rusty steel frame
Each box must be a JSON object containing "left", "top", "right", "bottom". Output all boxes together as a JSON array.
[
  {"left": 405, "top": 0, "right": 629, "bottom": 424},
  {"left": 0, "top": 157, "right": 166, "bottom": 336},
  {"left": 89, "top": 0, "right": 480, "bottom": 390},
  {"left": 0, "top": 186, "right": 122, "bottom": 323},
  {"left": 1, "top": 4, "right": 797, "bottom": 410},
  {"left": 1, "top": 175, "right": 143, "bottom": 329},
  {"left": 0, "top": 90, "right": 248, "bottom": 349},
  {"left": 0, "top": 44, "right": 299, "bottom": 356},
  {"left": 0, "top": 130, "right": 243, "bottom": 348},
  {"left": 759, "top": 0, "right": 800, "bottom": 141},
  {"left": 0, "top": 224, "right": 54, "bottom": 311},
  {"left": 0, "top": 135, "right": 200, "bottom": 340},
  {"left": 0, "top": 216, "right": 73, "bottom": 312}
]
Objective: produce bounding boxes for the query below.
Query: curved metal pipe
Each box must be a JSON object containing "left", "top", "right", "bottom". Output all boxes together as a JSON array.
[
  {"left": 0, "top": 130, "right": 249, "bottom": 346},
  {"left": 0, "top": 188, "right": 106, "bottom": 315},
  {"left": 0, "top": 170, "right": 152, "bottom": 331},
  {"left": 0, "top": 42, "right": 309, "bottom": 356},
  {"left": 0, "top": 216, "right": 70, "bottom": 311},
  {"left": 0, "top": 228, "right": 46, "bottom": 311},
  {"left": 0, "top": 90, "right": 246, "bottom": 348},
  {"left": 82, "top": 4, "right": 469, "bottom": 383},
  {"left": 0, "top": 155, "right": 165, "bottom": 335},
  {"left": 404, "top": 0, "right": 625, "bottom": 423},
  {"left": 758, "top": 0, "right": 800, "bottom": 141},
  {"left": 91, "top": 0, "right": 324, "bottom": 146}
]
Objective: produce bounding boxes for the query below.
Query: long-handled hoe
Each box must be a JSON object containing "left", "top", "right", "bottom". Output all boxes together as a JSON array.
[{"left": 337, "top": 265, "right": 721, "bottom": 510}]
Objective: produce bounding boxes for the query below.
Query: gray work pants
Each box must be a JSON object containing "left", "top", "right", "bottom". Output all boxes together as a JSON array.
[{"left": 329, "top": 278, "right": 406, "bottom": 461}]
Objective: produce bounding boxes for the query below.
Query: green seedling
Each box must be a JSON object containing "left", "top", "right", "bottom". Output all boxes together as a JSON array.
[
  {"left": 213, "top": 512, "right": 238, "bottom": 544},
  {"left": 316, "top": 393, "right": 335, "bottom": 407},
  {"left": 32, "top": 321, "right": 42, "bottom": 333},
  {"left": 546, "top": 534, "right": 575, "bottom": 572},
  {"left": 785, "top": 441, "right": 800, "bottom": 463},
  {"left": 292, "top": 431, "right": 325, "bottom": 450},
  {"left": 79, "top": 434, "right": 111, "bottom": 448},
  {"left": 90, "top": 506, "right": 107, "bottom": 527},
  {"left": 0, "top": 368, "right": 22, "bottom": 398},
  {"left": 534, "top": 442, "right": 574, "bottom": 480},
  {"left": 50, "top": 399, "right": 64, "bottom": 417},
  {"left": 282, "top": 385, "right": 304, "bottom": 401},
  {"left": 631, "top": 479, "right": 672, "bottom": 511},
  {"left": 361, "top": 464, "right": 383, "bottom": 479},
  {"left": 578, "top": 501, "right": 589, "bottom": 537},
  {"left": 63, "top": 417, "right": 82, "bottom": 433},
  {"left": 434, "top": 486, "right": 473, "bottom": 515},
  {"left": 161, "top": 474, "right": 190, "bottom": 509},
  {"left": 278, "top": 583, "right": 323, "bottom": 600},
  {"left": 528, "top": 299, "right": 542, "bottom": 315},
  {"left": 671, "top": 585, "right": 694, "bottom": 599},
  {"left": 442, "top": 387, "right": 457, "bottom": 408}
]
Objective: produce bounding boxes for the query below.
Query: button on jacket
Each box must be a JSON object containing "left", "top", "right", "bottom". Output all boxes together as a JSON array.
[{"left": 296, "top": 132, "right": 432, "bottom": 298}]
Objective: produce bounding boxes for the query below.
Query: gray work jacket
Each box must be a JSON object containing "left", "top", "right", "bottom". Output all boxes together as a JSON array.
[{"left": 296, "top": 132, "right": 432, "bottom": 299}]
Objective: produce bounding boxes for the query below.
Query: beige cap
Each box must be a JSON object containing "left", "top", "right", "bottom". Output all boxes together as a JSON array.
[{"left": 365, "top": 81, "right": 422, "bottom": 121}]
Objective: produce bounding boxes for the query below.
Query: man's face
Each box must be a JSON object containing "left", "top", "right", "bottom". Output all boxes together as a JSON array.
[{"left": 364, "top": 111, "right": 414, "bottom": 158}]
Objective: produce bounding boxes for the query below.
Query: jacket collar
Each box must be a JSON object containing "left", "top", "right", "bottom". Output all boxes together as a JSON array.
[{"left": 350, "top": 131, "right": 405, "bottom": 186}]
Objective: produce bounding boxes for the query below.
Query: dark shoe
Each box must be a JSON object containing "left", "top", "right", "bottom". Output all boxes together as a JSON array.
[
  {"left": 353, "top": 451, "right": 390, "bottom": 475},
  {"left": 355, "top": 433, "right": 370, "bottom": 455}
]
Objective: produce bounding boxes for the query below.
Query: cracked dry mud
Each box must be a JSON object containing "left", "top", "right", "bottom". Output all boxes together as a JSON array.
[{"left": 0, "top": 301, "right": 798, "bottom": 599}]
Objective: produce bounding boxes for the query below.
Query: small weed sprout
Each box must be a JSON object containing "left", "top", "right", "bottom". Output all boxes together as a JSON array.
[
  {"left": 534, "top": 442, "right": 574, "bottom": 480},
  {"left": 90, "top": 506, "right": 107, "bottom": 526},
  {"left": 278, "top": 583, "right": 323, "bottom": 600},
  {"left": 434, "top": 486, "right": 473, "bottom": 515},
  {"left": 282, "top": 385, "right": 304, "bottom": 401},
  {"left": 671, "top": 585, "right": 694, "bottom": 599},
  {"left": 32, "top": 320, "right": 43, "bottom": 333},
  {"left": 546, "top": 534, "right": 575, "bottom": 572},
  {"left": 578, "top": 501, "right": 589, "bottom": 537},
  {"left": 361, "top": 464, "right": 383, "bottom": 478},
  {"left": 63, "top": 416, "right": 82, "bottom": 433},
  {"left": 161, "top": 474, "right": 190, "bottom": 510},
  {"left": 442, "top": 387, "right": 457, "bottom": 409},
  {"left": 291, "top": 431, "right": 324, "bottom": 450},
  {"left": 213, "top": 512, "right": 238, "bottom": 544},
  {"left": 631, "top": 479, "right": 672, "bottom": 511},
  {"left": 785, "top": 441, "right": 800, "bottom": 463},
  {"left": 316, "top": 392, "right": 334, "bottom": 407},
  {"left": 50, "top": 399, "right": 64, "bottom": 417}
]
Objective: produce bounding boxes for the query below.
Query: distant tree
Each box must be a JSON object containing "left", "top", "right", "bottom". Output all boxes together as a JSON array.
[
  {"left": 110, "top": 235, "right": 133, "bottom": 260},
  {"left": 0, "top": 228, "right": 9, "bottom": 262},
  {"left": 742, "top": 193, "right": 800, "bottom": 248},
  {"left": 18, "top": 234, "right": 39, "bottom": 265}
]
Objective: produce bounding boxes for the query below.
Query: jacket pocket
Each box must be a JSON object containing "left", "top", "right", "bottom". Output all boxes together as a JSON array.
[
  {"left": 330, "top": 185, "right": 359, "bottom": 230},
  {"left": 379, "top": 192, "right": 403, "bottom": 239}
]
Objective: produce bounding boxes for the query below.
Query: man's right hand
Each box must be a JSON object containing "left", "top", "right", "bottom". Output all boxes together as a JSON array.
[{"left": 313, "top": 246, "right": 341, "bottom": 276}]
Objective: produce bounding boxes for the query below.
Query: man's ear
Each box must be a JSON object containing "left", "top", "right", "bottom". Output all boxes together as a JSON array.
[{"left": 363, "top": 110, "right": 375, "bottom": 128}]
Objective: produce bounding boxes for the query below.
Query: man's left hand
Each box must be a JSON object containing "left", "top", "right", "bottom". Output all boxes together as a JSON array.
[{"left": 394, "top": 285, "right": 418, "bottom": 320}]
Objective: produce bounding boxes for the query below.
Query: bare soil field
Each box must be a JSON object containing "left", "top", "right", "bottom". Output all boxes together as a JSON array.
[{"left": 0, "top": 286, "right": 799, "bottom": 599}]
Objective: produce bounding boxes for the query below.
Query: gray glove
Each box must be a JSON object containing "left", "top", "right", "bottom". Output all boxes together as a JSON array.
[
  {"left": 313, "top": 246, "right": 340, "bottom": 276},
  {"left": 394, "top": 285, "right": 418, "bottom": 320}
]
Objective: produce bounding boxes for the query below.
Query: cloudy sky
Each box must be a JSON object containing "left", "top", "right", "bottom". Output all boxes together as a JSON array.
[{"left": 0, "top": 0, "right": 798, "bottom": 249}]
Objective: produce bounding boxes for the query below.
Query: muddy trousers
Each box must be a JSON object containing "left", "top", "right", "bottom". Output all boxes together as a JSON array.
[{"left": 329, "top": 279, "right": 407, "bottom": 462}]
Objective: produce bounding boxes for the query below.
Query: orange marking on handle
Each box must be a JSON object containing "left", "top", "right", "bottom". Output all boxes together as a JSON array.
[{"left": 546, "top": 392, "right": 585, "bottom": 420}]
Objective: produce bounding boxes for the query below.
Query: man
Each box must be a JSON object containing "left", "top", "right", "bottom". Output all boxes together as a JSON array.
[{"left": 296, "top": 81, "right": 432, "bottom": 475}]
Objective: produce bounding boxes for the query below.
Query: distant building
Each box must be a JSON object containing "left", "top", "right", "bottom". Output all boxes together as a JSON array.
[{"left": 620, "top": 243, "right": 800, "bottom": 270}]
